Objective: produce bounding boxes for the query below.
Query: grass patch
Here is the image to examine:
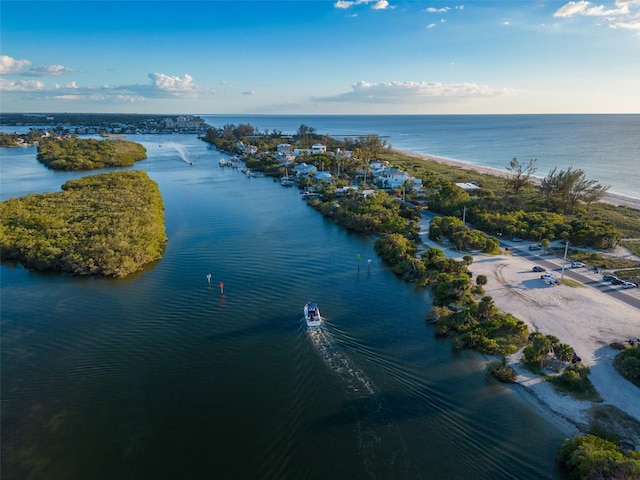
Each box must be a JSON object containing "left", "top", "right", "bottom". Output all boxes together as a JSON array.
[
  {"left": 589, "top": 203, "right": 640, "bottom": 239},
  {"left": 620, "top": 239, "right": 640, "bottom": 258},
  {"left": 587, "top": 405, "right": 640, "bottom": 446},
  {"left": 561, "top": 278, "right": 583, "bottom": 288},
  {"left": 548, "top": 363, "right": 602, "bottom": 402}
]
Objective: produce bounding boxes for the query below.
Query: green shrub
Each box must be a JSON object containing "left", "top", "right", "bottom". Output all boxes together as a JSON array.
[
  {"left": 486, "top": 360, "right": 517, "bottom": 383},
  {"left": 549, "top": 363, "right": 601, "bottom": 401},
  {"left": 0, "top": 171, "right": 166, "bottom": 277},
  {"left": 556, "top": 434, "right": 640, "bottom": 479},
  {"left": 614, "top": 347, "right": 640, "bottom": 387}
]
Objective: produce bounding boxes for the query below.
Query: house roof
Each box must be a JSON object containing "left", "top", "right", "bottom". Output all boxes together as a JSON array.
[{"left": 455, "top": 182, "right": 481, "bottom": 191}]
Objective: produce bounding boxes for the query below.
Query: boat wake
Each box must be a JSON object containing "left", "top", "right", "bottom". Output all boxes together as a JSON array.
[
  {"left": 307, "top": 326, "right": 375, "bottom": 398},
  {"left": 306, "top": 325, "right": 415, "bottom": 479},
  {"left": 165, "top": 142, "right": 194, "bottom": 165}
]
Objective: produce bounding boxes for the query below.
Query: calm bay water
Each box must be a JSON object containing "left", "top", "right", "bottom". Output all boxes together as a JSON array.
[
  {"left": 0, "top": 135, "right": 567, "bottom": 479},
  {"left": 202, "top": 114, "right": 640, "bottom": 199}
]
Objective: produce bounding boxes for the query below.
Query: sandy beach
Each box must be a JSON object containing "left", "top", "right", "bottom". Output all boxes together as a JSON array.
[
  {"left": 418, "top": 218, "right": 640, "bottom": 445},
  {"left": 399, "top": 150, "right": 640, "bottom": 210},
  {"left": 405, "top": 148, "right": 640, "bottom": 443}
]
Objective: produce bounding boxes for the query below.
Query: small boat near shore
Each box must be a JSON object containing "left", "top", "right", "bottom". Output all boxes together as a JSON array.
[
  {"left": 280, "top": 176, "right": 294, "bottom": 186},
  {"left": 303, "top": 302, "right": 322, "bottom": 327}
]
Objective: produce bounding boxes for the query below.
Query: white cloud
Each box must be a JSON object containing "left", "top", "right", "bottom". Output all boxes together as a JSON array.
[
  {"left": 554, "top": 0, "right": 640, "bottom": 31},
  {"left": 334, "top": 1, "right": 354, "bottom": 8},
  {"left": 23, "top": 65, "right": 74, "bottom": 77},
  {"left": 242, "top": 90, "right": 257, "bottom": 96},
  {"left": 2, "top": 71, "right": 207, "bottom": 105},
  {"left": 147, "top": 72, "right": 200, "bottom": 97},
  {"left": 55, "top": 81, "right": 79, "bottom": 89},
  {"left": 554, "top": 0, "right": 630, "bottom": 17},
  {"left": 425, "top": 7, "right": 450, "bottom": 13},
  {"left": 0, "top": 55, "right": 31, "bottom": 74},
  {"left": 371, "top": 0, "right": 390, "bottom": 10},
  {"left": 318, "top": 80, "right": 514, "bottom": 103},
  {"left": 427, "top": 23, "right": 437, "bottom": 28},
  {"left": 334, "top": 0, "right": 392, "bottom": 10},
  {"left": 0, "top": 78, "right": 45, "bottom": 91},
  {"left": 0, "top": 55, "right": 73, "bottom": 77}
]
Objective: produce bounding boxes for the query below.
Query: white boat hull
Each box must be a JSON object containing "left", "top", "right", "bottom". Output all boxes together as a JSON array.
[{"left": 304, "top": 302, "right": 322, "bottom": 327}]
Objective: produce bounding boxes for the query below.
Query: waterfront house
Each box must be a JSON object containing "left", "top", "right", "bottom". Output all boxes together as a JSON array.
[
  {"left": 292, "top": 163, "right": 317, "bottom": 177},
  {"left": 293, "top": 143, "right": 327, "bottom": 157}
]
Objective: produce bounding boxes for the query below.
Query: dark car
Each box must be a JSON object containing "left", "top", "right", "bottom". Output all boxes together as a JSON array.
[
  {"left": 611, "top": 278, "right": 624, "bottom": 285},
  {"left": 532, "top": 266, "right": 546, "bottom": 272},
  {"left": 603, "top": 274, "right": 618, "bottom": 282}
]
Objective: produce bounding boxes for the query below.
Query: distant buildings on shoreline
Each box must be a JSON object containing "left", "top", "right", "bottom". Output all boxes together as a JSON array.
[{"left": 1, "top": 114, "right": 208, "bottom": 136}]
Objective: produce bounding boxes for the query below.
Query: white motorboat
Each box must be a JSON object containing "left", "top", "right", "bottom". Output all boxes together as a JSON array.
[{"left": 304, "top": 302, "right": 322, "bottom": 327}]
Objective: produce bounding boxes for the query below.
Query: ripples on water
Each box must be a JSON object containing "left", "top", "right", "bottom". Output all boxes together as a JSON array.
[{"left": 1, "top": 136, "right": 565, "bottom": 479}]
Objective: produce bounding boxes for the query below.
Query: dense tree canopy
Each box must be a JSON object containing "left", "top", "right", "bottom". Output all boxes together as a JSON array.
[
  {"left": 37, "top": 137, "right": 147, "bottom": 170},
  {"left": 0, "top": 171, "right": 166, "bottom": 277},
  {"left": 557, "top": 434, "right": 640, "bottom": 479}
]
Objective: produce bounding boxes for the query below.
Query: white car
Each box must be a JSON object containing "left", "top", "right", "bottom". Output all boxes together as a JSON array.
[
  {"left": 571, "top": 261, "right": 585, "bottom": 268},
  {"left": 541, "top": 273, "right": 560, "bottom": 285},
  {"left": 622, "top": 282, "right": 638, "bottom": 289}
]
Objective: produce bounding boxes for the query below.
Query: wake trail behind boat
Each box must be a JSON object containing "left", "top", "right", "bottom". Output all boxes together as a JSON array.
[
  {"left": 307, "top": 326, "right": 375, "bottom": 398},
  {"left": 165, "top": 142, "right": 194, "bottom": 165},
  {"left": 306, "top": 325, "right": 416, "bottom": 479}
]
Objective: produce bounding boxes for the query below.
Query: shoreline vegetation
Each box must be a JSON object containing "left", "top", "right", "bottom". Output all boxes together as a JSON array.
[
  {"left": 203, "top": 122, "right": 640, "bottom": 477},
  {"left": 2, "top": 117, "right": 639, "bottom": 477},
  {"left": 0, "top": 171, "right": 166, "bottom": 277},
  {"left": 37, "top": 137, "right": 147, "bottom": 170}
]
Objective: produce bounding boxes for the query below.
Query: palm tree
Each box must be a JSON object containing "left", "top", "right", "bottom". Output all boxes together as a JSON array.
[
  {"left": 477, "top": 295, "right": 497, "bottom": 321},
  {"left": 553, "top": 343, "right": 575, "bottom": 363}
]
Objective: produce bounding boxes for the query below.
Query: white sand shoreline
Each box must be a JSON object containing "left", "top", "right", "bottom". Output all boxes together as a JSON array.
[
  {"left": 417, "top": 219, "right": 640, "bottom": 444},
  {"left": 397, "top": 149, "right": 640, "bottom": 210}
]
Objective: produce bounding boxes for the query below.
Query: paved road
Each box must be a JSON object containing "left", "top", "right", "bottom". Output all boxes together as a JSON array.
[
  {"left": 419, "top": 211, "right": 640, "bottom": 312},
  {"left": 504, "top": 243, "right": 640, "bottom": 312}
]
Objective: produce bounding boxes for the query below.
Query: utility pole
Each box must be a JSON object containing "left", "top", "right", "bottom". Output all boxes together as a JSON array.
[{"left": 560, "top": 240, "right": 569, "bottom": 282}]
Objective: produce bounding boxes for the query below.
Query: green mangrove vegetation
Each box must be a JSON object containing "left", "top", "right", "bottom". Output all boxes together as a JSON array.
[
  {"left": 615, "top": 346, "right": 640, "bottom": 388},
  {"left": 202, "top": 122, "right": 638, "bottom": 365},
  {"left": 0, "top": 130, "right": 44, "bottom": 147},
  {"left": 0, "top": 171, "right": 166, "bottom": 277},
  {"left": 37, "top": 137, "right": 147, "bottom": 170},
  {"left": 556, "top": 434, "right": 640, "bottom": 479}
]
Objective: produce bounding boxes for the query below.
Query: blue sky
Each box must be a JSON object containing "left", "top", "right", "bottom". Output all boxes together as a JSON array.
[{"left": 1, "top": 0, "right": 639, "bottom": 114}]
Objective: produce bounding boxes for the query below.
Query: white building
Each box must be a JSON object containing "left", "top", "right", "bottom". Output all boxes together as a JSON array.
[
  {"left": 293, "top": 143, "right": 327, "bottom": 157},
  {"left": 374, "top": 166, "right": 423, "bottom": 189},
  {"left": 455, "top": 182, "right": 481, "bottom": 192}
]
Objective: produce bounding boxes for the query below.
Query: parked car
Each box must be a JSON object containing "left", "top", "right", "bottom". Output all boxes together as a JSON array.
[
  {"left": 511, "top": 237, "right": 523, "bottom": 242},
  {"left": 541, "top": 273, "right": 560, "bottom": 285},
  {"left": 528, "top": 244, "right": 542, "bottom": 251},
  {"left": 571, "top": 261, "right": 586, "bottom": 268},
  {"left": 622, "top": 282, "right": 638, "bottom": 289},
  {"left": 611, "top": 278, "right": 624, "bottom": 285},
  {"left": 603, "top": 274, "right": 618, "bottom": 282},
  {"left": 532, "top": 266, "right": 546, "bottom": 272}
]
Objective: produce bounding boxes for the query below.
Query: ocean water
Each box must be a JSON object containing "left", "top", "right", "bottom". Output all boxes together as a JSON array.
[
  {"left": 201, "top": 114, "right": 640, "bottom": 199},
  {"left": 0, "top": 137, "right": 566, "bottom": 479}
]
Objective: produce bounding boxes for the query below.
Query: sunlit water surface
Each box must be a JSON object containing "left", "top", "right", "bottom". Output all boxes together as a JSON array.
[{"left": 1, "top": 136, "right": 565, "bottom": 479}]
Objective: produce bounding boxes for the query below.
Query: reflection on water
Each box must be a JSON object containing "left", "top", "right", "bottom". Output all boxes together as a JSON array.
[{"left": 1, "top": 136, "right": 564, "bottom": 479}]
